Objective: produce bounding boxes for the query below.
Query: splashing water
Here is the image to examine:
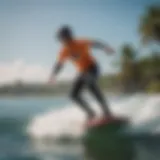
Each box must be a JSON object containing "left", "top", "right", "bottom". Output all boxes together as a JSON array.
[{"left": 27, "top": 94, "right": 160, "bottom": 140}]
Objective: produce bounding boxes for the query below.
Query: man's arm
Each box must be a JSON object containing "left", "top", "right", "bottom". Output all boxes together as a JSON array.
[
  {"left": 52, "top": 62, "right": 63, "bottom": 76},
  {"left": 49, "top": 49, "right": 68, "bottom": 83},
  {"left": 90, "top": 40, "right": 115, "bottom": 54},
  {"left": 48, "top": 62, "right": 63, "bottom": 83}
]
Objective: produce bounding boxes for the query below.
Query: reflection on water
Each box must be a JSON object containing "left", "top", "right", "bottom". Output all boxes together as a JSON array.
[{"left": 29, "top": 139, "right": 83, "bottom": 160}]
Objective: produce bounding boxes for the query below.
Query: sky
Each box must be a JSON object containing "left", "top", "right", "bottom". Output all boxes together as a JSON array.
[{"left": 0, "top": 0, "right": 159, "bottom": 84}]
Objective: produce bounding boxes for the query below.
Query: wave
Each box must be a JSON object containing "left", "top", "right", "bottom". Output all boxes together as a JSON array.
[
  {"left": 0, "top": 117, "right": 27, "bottom": 135},
  {"left": 27, "top": 94, "right": 160, "bottom": 142}
]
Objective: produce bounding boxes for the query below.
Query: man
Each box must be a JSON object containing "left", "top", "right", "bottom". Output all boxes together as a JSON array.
[{"left": 49, "top": 26, "right": 115, "bottom": 122}]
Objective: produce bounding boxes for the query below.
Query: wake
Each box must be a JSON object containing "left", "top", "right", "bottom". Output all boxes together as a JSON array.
[{"left": 27, "top": 94, "right": 160, "bottom": 141}]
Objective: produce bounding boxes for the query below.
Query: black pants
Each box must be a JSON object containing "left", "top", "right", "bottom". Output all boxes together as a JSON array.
[{"left": 70, "top": 64, "right": 110, "bottom": 118}]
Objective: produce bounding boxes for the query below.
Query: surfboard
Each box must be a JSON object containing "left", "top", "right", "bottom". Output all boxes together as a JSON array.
[
  {"left": 83, "top": 116, "right": 132, "bottom": 160},
  {"left": 85, "top": 116, "right": 128, "bottom": 128}
]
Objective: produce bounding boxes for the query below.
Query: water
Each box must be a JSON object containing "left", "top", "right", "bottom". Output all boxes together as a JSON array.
[{"left": 0, "top": 94, "right": 160, "bottom": 160}]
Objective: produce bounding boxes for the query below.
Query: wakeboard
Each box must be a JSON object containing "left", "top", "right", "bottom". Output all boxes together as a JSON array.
[{"left": 85, "top": 116, "right": 128, "bottom": 128}]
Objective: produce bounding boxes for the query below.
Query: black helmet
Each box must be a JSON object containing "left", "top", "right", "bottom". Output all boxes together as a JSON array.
[{"left": 57, "top": 25, "right": 73, "bottom": 40}]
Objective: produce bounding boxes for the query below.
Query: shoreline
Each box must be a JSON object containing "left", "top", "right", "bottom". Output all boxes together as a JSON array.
[{"left": 0, "top": 92, "right": 159, "bottom": 99}]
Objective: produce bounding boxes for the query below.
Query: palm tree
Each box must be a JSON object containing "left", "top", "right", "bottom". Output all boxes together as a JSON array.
[
  {"left": 139, "top": 6, "right": 160, "bottom": 93},
  {"left": 139, "top": 6, "right": 160, "bottom": 44},
  {"left": 120, "top": 45, "right": 138, "bottom": 92}
]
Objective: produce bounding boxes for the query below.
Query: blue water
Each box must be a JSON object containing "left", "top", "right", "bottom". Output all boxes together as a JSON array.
[
  {"left": 0, "top": 94, "right": 159, "bottom": 160},
  {"left": 0, "top": 96, "right": 70, "bottom": 160}
]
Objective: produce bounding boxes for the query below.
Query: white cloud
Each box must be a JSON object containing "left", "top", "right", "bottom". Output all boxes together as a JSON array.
[
  {"left": 0, "top": 58, "right": 118, "bottom": 86},
  {"left": 0, "top": 60, "right": 75, "bottom": 85}
]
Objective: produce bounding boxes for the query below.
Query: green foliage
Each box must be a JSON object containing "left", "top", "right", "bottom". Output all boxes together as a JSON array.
[
  {"left": 139, "top": 6, "right": 160, "bottom": 44},
  {"left": 138, "top": 53, "right": 160, "bottom": 89},
  {"left": 146, "top": 80, "right": 160, "bottom": 93},
  {"left": 119, "top": 44, "right": 138, "bottom": 92},
  {"left": 118, "top": 44, "right": 160, "bottom": 93},
  {"left": 99, "top": 75, "right": 120, "bottom": 91}
]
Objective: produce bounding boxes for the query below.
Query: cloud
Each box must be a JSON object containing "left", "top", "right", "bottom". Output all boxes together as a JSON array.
[
  {"left": 0, "top": 58, "right": 118, "bottom": 85},
  {"left": 0, "top": 60, "right": 75, "bottom": 85}
]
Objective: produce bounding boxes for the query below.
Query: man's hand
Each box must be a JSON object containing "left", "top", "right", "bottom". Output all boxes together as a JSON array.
[
  {"left": 48, "top": 75, "right": 56, "bottom": 85},
  {"left": 104, "top": 46, "right": 115, "bottom": 54},
  {"left": 48, "top": 62, "right": 63, "bottom": 85},
  {"left": 91, "top": 40, "right": 115, "bottom": 54}
]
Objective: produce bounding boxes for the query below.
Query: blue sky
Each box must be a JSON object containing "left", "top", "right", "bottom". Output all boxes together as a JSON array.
[{"left": 0, "top": 0, "right": 159, "bottom": 83}]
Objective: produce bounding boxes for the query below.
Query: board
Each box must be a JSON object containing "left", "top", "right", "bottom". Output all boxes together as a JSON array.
[
  {"left": 83, "top": 116, "right": 132, "bottom": 160},
  {"left": 85, "top": 116, "right": 128, "bottom": 128}
]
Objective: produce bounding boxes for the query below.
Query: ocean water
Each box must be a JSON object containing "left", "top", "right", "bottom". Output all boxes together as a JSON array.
[{"left": 0, "top": 94, "right": 160, "bottom": 160}]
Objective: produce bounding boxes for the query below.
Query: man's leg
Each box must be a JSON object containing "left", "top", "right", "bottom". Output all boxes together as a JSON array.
[
  {"left": 87, "top": 78, "right": 112, "bottom": 117},
  {"left": 70, "top": 75, "right": 96, "bottom": 119}
]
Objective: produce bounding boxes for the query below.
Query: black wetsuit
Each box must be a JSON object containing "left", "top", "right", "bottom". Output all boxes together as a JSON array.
[{"left": 70, "top": 63, "right": 110, "bottom": 118}]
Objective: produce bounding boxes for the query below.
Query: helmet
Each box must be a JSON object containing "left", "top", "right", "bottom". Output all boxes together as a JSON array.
[{"left": 57, "top": 25, "right": 73, "bottom": 40}]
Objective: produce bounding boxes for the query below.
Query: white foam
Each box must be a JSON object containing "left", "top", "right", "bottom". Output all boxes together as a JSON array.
[
  {"left": 27, "top": 94, "right": 160, "bottom": 139},
  {"left": 27, "top": 107, "right": 85, "bottom": 138},
  {"left": 131, "top": 96, "right": 160, "bottom": 124}
]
